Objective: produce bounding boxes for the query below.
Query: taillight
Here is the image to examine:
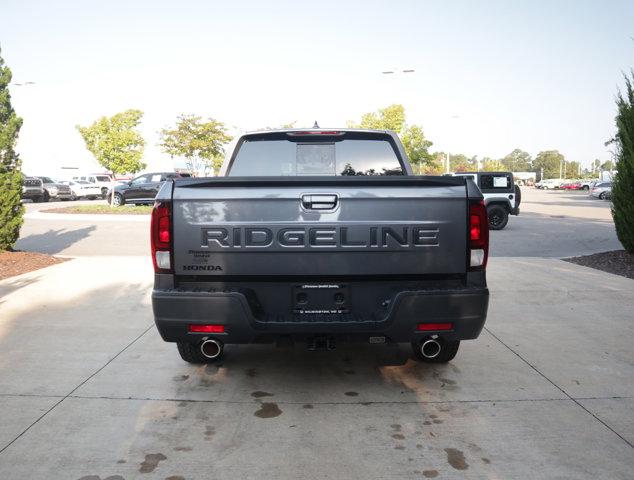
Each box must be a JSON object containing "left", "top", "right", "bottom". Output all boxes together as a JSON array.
[
  {"left": 469, "top": 201, "right": 489, "bottom": 269},
  {"left": 151, "top": 201, "right": 172, "bottom": 273}
]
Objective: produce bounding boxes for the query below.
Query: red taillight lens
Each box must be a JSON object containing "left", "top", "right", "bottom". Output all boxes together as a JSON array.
[
  {"left": 470, "top": 212, "right": 482, "bottom": 242},
  {"left": 151, "top": 201, "right": 172, "bottom": 272},
  {"left": 417, "top": 322, "right": 453, "bottom": 331},
  {"left": 158, "top": 216, "right": 170, "bottom": 243},
  {"left": 469, "top": 201, "right": 489, "bottom": 269},
  {"left": 189, "top": 324, "right": 225, "bottom": 333}
]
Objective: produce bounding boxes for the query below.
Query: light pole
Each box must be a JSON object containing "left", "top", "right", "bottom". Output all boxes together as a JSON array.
[
  {"left": 381, "top": 69, "right": 416, "bottom": 75},
  {"left": 559, "top": 158, "right": 563, "bottom": 180},
  {"left": 445, "top": 115, "right": 461, "bottom": 174},
  {"left": 380, "top": 69, "right": 416, "bottom": 101}
]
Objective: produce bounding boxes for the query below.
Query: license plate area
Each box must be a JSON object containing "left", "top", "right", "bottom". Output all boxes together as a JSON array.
[{"left": 293, "top": 284, "right": 350, "bottom": 314}]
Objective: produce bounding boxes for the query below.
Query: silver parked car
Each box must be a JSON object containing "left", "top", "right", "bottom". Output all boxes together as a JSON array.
[
  {"left": 36, "top": 176, "right": 73, "bottom": 201},
  {"left": 589, "top": 182, "right": 612, "bottom": 200}
]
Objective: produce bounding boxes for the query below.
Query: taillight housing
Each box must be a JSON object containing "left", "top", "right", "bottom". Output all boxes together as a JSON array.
[
  {"left": 151, "top": 201, "right": 173, "bottom": 273},
  {"left": 469, "top": 201, "right": 489, "bottom": 270}
]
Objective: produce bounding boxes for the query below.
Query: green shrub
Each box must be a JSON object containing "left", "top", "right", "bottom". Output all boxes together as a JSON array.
[
  {"left": 611, "top": 72, "right": 634, "bottom": 253},
  {"left": 0, "top": 48, "right": 24, "bottom": 251}
]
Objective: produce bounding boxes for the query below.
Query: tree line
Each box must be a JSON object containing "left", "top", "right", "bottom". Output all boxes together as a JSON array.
[
  {"left": 72, "top": 102, "right": 616, "bottom": 181},
  {"left": 348, "top": 104, "right": 614, "bottom": 179}
]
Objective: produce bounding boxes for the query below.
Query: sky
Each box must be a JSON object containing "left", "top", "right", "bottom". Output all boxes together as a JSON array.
[{"left": 1, "top": 0, "right": 633, "bottom": 176}]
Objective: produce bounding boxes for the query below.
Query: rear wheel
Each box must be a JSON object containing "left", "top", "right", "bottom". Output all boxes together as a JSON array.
[
  {"left": 177, "top": 342, "right": 222, "bottom": 364},
  {"left": 582, "top": 185, "right": 589, "bottom": 191},
  {"left": 598, "top": 192, "right": 606, "bottom": 200},
  {"left": 487, "top": 205, "right": 509, "bottom": 230},
  {"left": 411, "top": 339, "right": 460, "bottom": 363}
]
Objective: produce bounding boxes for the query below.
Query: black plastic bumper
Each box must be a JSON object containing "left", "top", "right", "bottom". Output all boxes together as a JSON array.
[{"left": 152, "top": 286, "right": 489, "bottom": 345}]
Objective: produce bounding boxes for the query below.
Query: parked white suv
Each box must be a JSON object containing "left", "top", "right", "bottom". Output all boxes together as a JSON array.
[
  {"left": 71, "top": 174, "right": 113, "bottom": 198},
  {"left": 535, "top": 178, "right": 562, "bottom": 189},
  {"left": 59, "top": 180, "right": 102, "bottom": 200}
]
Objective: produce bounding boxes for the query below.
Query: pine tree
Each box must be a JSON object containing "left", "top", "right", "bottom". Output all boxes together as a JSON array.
[
  {"left": 0, "top": 48, "right": 24, "bottom": 251},
  {"left": 611, "top": 71, "right": 634, "bottom": 253}
]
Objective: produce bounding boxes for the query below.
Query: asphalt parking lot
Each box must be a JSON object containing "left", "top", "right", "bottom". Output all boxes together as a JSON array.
[{"left": 1, "top": 188, "right": 632, "bottom": 479}]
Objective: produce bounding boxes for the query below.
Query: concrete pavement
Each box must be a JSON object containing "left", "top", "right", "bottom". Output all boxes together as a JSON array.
[{"left": 0, "top": 255, "right": 632, "bottom": 479}]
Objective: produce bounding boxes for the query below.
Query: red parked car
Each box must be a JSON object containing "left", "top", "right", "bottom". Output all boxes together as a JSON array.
[{"left": 562, "top": 181, "right": 582, "bottom": 190}]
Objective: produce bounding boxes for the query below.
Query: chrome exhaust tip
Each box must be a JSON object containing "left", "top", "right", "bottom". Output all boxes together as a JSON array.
[
  {"left": 200, "top": 339, "right": 223, "bottom": 359},
  {"left": 421, "top": 339, "right": 441, "bottom": 359}
]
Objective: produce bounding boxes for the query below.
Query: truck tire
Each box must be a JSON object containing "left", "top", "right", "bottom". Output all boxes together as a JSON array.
[
  {"left": 177, "top": 342, "right": 221, "bottom": 363},
  {"left": 411, "top": 340, "right": 460, "bottom": 363},
  {"left": 487, "top": 205, "right": 509, "bottom": 230},
  {"left": 42, "top": 191, "right": 50, "bottom": 202},
  {"left": 582, "top": 185, "right": 589, "bottom": 191}
]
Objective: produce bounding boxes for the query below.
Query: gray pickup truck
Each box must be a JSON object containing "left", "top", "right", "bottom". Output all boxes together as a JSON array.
[{"left": 152, "top": 129, "right": 489, "bottom": 364}]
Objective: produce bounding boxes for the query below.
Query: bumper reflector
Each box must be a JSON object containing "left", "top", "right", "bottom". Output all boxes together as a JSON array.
[
  {"left": 155, "top": 251, "right": 171, "bottom": 270},
  {"left": 470, "top": 249, "right": 485, "bottom": 267},
  {"left": 416, "top": 322, "right": 453, "bottom": 331},
  {"left": 189, "top": 324, "right": 225, "bottom": 333}
]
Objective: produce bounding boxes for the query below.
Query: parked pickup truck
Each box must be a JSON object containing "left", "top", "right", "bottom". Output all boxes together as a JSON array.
[{"left": 152, "top": 129, "right": 490, "bottom": 364}]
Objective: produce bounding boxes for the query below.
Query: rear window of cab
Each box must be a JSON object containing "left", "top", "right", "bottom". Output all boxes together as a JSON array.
[{"left": 228, "top": 132, "right": 405, "bottom": 176}]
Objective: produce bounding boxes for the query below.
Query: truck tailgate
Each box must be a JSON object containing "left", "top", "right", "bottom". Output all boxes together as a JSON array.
[{"left": 171, "top": 177, "right": 468, "bottom": 277}]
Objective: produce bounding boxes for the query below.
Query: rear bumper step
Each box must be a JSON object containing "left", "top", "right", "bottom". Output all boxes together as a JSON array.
[{"left": 152, "top": 287, "right": 489, "bottom": 344}]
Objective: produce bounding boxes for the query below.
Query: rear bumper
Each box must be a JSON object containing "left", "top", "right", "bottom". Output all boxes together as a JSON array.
[
  {"left": 152, "top": 287, "right": 489, "bottom": 345},
  {"left": 511, "top": 206, "right": 520, "bottom": 215}
]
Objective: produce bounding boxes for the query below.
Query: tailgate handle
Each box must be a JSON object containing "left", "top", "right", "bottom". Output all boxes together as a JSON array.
[{"left": 301, "top": 194, "right": 338, "bottom": 210}]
